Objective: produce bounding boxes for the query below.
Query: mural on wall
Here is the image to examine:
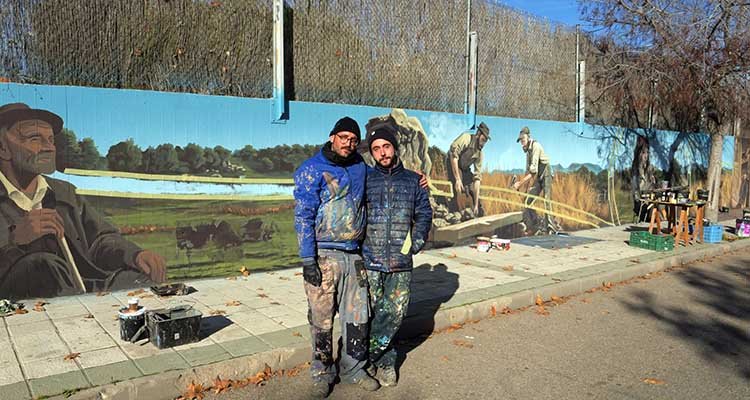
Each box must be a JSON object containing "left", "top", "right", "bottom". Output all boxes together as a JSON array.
[{"left": 0, "top": 83, "right": 737, "bottom": 299}]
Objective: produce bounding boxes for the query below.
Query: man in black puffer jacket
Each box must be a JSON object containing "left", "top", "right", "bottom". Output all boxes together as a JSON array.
[{"left": 362, "top": 128, "right": 432, "bottom": 387}]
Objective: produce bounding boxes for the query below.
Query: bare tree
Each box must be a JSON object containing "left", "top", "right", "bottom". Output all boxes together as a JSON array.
[{"left": 583, "top": 0, "right": 750, "bottom": 221}]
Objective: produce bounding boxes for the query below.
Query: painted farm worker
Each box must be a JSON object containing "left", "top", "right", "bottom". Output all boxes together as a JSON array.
[
  {"left": 447, "top": 121, "right": 490, "bottom": 217},
  {"left": 0, "top": 103, "right": 166, "bottom": 299},
  {"left": 512, "top": 126, "right": 557, "bottom": 235},
  {"left": 293, "top": 116, "right": 380, "bottom": 397},
  {"left": 362, "top": 128, "right": 432, "bottom": 387}
]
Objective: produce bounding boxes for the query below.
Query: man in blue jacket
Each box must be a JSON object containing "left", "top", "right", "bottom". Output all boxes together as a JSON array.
[
  {"left": 293, "top": 117, "right": 380, "bottom": 397},
  {"left": 363, "top": 128, "right": 433, "bottom": 387}
]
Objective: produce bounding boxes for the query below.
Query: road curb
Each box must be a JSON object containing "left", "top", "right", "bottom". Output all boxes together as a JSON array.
[{"left": 53, "top": 239, "right": 750, "bottom": 400}]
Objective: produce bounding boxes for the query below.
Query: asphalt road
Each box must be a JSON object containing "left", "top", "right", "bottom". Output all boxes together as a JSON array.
[{"left": 201, "top": 250, "right": 750, "bottom": 400}]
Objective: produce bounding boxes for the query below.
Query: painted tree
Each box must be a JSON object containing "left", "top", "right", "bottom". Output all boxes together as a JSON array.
[
  {"left": 106, "top": 139, "right": 142, "bottom": 172},
  {"left": 583, "top": 0, "right": 750, "bottom": 220}
]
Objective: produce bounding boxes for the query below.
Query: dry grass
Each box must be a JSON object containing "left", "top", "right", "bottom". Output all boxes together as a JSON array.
[
  {"left": 692, "top": 172, "right": 734, "bottom": 208},
  {"left": 438, "top": 171, "right": 612, "bottom": 231}
]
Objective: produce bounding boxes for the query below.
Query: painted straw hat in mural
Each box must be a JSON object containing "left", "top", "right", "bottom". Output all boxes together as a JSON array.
[{"left": 0, "top": 102, "right": 64, "bottom": 133}]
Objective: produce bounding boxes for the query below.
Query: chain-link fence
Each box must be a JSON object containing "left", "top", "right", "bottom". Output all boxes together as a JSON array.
[
  {"left": 288, "top": 0, "right": 466, "bottom": 113},
  {"left": 0, "top": 0, "right": 273, "bottom": 97},
  {"left": 1, "top": 0, "right": 581, "bottom": 121},
  {"left": 473, "top": 2, "right": 578, "bottom": 122}
]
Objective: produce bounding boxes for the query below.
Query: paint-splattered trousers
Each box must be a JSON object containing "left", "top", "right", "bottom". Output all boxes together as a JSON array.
[
  {"left": 304, "top": 249, "right": 370, "bottom": 384},
  {"left": 366, "top": 269, "right": 412, "bottom": 368}
]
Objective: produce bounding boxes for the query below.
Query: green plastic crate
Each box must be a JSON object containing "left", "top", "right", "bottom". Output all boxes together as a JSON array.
[{"left": 629, "top": 231, "right": 674, "bottom": 251}]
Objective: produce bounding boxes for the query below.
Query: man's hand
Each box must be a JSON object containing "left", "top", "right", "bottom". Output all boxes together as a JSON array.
[
  {"left": 512, "top": 181, "right": 522, "bottom": 191},
  {"left": 135, "top": 250, "right": 167, "bottom": 283},
  {"left": 454, "top": 178, "right": 464, "bottom": 194},
  {"left": 10, "top": 209, "right": 64, "bottom": 245},
  {"left": 416, "top": 171, "right": 429, "bottom": 189},
  {"left": 302, "top": 258, "right": 322, "bottom": 287}
]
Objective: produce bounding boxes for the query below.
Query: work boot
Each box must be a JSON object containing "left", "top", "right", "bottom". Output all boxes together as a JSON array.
[
  {"left": 310, "top": 380, "right": 330, "bottom": 399},
  {"left": 350, "top": 373, "right": 380, "bottom": 391},
  {"left": 377, "top": 366, "right": 398, "bottom": 387}
]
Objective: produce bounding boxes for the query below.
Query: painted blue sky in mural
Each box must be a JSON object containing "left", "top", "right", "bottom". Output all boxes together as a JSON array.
[{"left": 0, "top": 83, "right": 734, "bottom": 174}]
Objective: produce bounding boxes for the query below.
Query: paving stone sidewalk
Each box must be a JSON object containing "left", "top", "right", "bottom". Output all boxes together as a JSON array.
[{"left": 1, "top": 221, "right": 746, "bottom": 399}]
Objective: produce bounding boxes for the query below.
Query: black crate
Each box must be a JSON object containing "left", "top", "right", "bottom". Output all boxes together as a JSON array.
[{"left": 146, "top": 305, "right": 202, "bottom": 349}]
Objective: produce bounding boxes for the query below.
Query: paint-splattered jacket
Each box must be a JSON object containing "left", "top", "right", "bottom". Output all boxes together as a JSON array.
[
  {"left": 362, "top": 160, "right": 432, "bottom": 272},
  {"left": 293, "top": 149, "right": 367, "bottom": 262}
]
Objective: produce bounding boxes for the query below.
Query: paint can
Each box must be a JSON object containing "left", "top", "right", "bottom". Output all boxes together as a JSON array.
[
  {"left": 490, "top": 238, "right": 511, "bottom": 251},
  {"left": 476, "top": 236, "right": 491, "bottom": 252},
  {"left": 118, "top": 298, "right": 147, "bottom": 342}
]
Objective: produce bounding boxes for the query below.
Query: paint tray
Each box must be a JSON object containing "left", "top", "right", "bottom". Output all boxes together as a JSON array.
[{"left": 146, "top": 305, "right": 202, "bottom": 349}]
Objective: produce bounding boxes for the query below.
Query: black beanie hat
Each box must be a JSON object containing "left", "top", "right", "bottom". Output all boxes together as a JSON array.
[
  {"left": 368, "top": 128, "right": 399, "bottom": 152},
  {"left": 329, "top": 116, "right": 361, "bottom": 141}
]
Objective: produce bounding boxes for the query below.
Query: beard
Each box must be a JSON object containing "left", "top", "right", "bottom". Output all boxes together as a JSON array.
[
  {"left": 16, "top": 152, "right": 56, "bottom": 175},
  {"left": 376, "top": 155, "right": 395, "bottom": 168}
]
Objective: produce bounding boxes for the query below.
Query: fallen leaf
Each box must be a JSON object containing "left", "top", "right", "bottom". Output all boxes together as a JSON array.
[
  {"left": 447, "top": 252, "right": 457, "bottom": 259},
  {"left": 240, "top": 267, "right": 250, "bottom": 277},
  {"left": 138, "top": 294, "right": 154, "bottom": 299},
  {"left": 292, "top": 331, "right": 303, "bottom": 337},
  {"left": 96, "top": 291, "right": 110, "bottom": 296},
  {"left": 535, "top": 295, "right": 544, "bottom": 306},
  {"left": 226, "top": 276, "right": 237, "bottom": 281},
  {"left": 451, "top": 339, "right": 474, "bottom": 348},
  {"left": 551, "top": 295, "right": 564, "bottom": 304},
  {"left": 579, "top": 257, "right": 588, "bottom": 261},
  {"left": 14, "top": 308, "right": 28, "bottom": 315},
  {"left": 84, "top": 314, "right": 94, "bottom": 319},
  {"left": 501, "top": 307, "right": 515, "bottom": 315},
  {"left": 642, "top": 378, "right": 666, "bottom": 385},
  {"left": 580, "top": 298, "right": 590, "bottom": 303},
  {"left": 63, "top": 352, "right": 80, "bottom": 361},
  {"left": 603, "top": 282, "right": 613, "bottom": 289},
  {"left": 225, "top": 300, "right": 242, "bottom": 307},
  {"left": 445, "top": 323, "right": 463, "bottom": 333},
  {"left": 535, "top": 305, "right": 549, "bottom": 316},
  {"left": 440, "top": 356, "right": 449, "bottom": 362},
  {"left": 127, "top": 289, "right": 145, "bottom": 296},
  {"left": 213, "top": 376, "right": 232, "bottom": 394},
  {"left": 629, "top": 259, "right": 641, "bottom": 264},
  {"left": 490, "top": 305, "right": 497, "bottom": 317},
  {"left": 294, "top": 272, "right": 303, "bottom": 276},
  {"left": 501, "top": 265, "right": 514, "bottom": 272},
  {"left": 258, "top": 293, "right": 269, "bottom": 299},
  {"left": 178, "top": 381, "right": 205, "bottom": 400},
  {"left": 33, "top": 301, "right": 46, "bottom": 312},
  {"left": 483, "top": 276, "right": 495, "bottom": 280},
  {"left": 210, "top": 310, "right": 227, "bottom": 316},
  {"left": 585, "top": 287, "right": 599, "bottom": 293},
  {"left": 269, "top": 301, "right": 281, "bottom": 305},
  {"left": 279, "top": 277, "right": 290, "bottom": 281},
  {"left": 522, "top": 254, "right": 530, "bottom": 257}
]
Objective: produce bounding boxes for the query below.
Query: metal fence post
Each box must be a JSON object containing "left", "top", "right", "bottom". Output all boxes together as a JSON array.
[
  {"left": 271, "top": 0, "right": 287, "bottom": 123},
  {"left": 578, "top": 60, "right": 586, "bottom": 132},
  {"left": 467, "top": 31, "right": 478, "bottom": 128},
  {"left": 464, "top": 0, "right": 472, "bottom": 115}
]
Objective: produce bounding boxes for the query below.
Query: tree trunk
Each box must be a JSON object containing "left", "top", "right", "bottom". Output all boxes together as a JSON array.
[{"left": 705, "top": 132, "right": 724, "bottom": 222}]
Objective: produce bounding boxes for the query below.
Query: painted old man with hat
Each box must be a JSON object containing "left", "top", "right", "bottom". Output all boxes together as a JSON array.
[
  {"left": 512, "top": 126, "right": 558, "bottom": 235},
  {"left": 0, "top": 103, "right": 166, "bottom": 299},
  {"left": 447, "top": 121, "right": 490, "bottom": 217}
]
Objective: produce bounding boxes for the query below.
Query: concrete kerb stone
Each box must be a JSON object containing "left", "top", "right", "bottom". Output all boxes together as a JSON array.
[
  {"left": 48, "top": 238, "right": 750, "bottom": 400},
  {"left": 55, "top": 345, "right": 311, "bottom": 400}
]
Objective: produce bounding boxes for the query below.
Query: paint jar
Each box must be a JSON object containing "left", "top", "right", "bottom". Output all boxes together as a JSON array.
[
  {"left": 476, "top": 237, "right": 491, "bottom": 252},
  {"left": 118, "top": 298, "right": 147, "bottom": 342},
  {"left": 491, "top": 238, "right": 511, "bottom": 251}
]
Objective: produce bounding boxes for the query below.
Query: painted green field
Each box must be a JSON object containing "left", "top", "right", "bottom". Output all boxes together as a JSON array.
[{"left": 84, "top": 196, "right": 300, "bottom": 280}]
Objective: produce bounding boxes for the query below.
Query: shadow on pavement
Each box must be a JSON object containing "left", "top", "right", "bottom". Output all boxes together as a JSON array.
[
  {"left": 619, "top": 256, "right": 750, "bottom": 380},
  {"left": 394, "top": 262, "right": 459, "bottom": 371}
]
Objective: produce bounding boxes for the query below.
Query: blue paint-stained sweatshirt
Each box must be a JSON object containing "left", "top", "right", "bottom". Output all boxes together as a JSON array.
[{"left": 293, "top": 149, "right": 367, "bottom": 261}]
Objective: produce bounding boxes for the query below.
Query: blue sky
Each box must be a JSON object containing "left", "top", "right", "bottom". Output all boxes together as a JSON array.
[{"left": 497, "top": 0, "right": 585, "bottom": 28}]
